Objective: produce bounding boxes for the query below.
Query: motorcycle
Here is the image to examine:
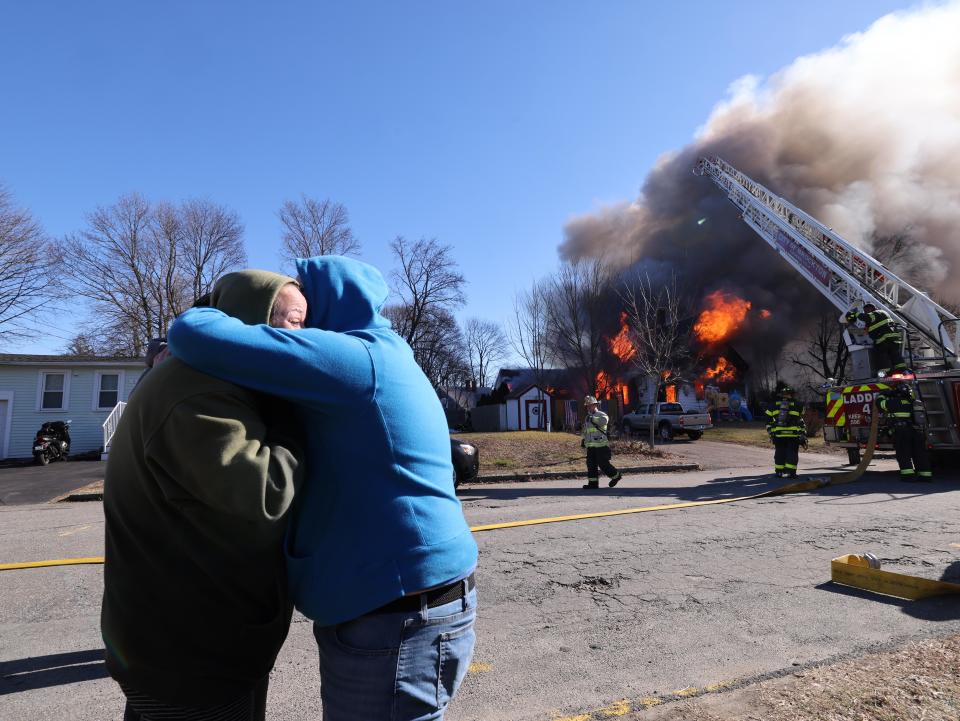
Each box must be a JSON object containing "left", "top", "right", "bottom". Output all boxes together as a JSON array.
[{"left": 33, "top": 420, "right": 71, "bottom": 465}]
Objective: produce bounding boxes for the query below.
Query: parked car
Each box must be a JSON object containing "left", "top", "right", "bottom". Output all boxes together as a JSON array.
[
  {"left": 622, "top": 402, "right": 712, "bottom": 441},
  {"left": 450, "top": 436, "right": 479, "bottom": 488}
]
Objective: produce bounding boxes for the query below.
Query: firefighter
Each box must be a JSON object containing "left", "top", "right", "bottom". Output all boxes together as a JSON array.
[
  {"left": 878, "top": 384, "right": 932, "bottom": 482},
  {"left": 844, "top": 302, "right": 907, "bottom": 375},
  {"left": 764, "top": 384, "right": 806, "bottom": 478},
  {"left": 581, "top": 395, "right": 622, "bottom": 490}
]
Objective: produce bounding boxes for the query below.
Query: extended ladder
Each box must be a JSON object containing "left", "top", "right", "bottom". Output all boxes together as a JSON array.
[{"left": 694, "top": 156, "right": 959, "bottom": 370}]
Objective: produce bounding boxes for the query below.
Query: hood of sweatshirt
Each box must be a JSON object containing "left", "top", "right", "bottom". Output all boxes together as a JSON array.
[
  {"left": 209, "top": 270, "right": 298, "bottom": 325},
  {"left": 295, "top": 256, "right": 391, "bottom": 333}
]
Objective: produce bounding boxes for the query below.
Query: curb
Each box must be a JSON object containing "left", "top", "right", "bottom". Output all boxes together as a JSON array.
[
  {"left": 50, "top": 465, "right": 703, "bottom": 498},
  {"left": 467, "top": 463, "right": 701, "bottom": 484},
  {"left": 53, "top": 491, "right": 104, "bottom": 503}
]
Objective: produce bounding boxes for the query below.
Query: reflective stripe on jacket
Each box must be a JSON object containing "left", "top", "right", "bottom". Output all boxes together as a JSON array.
[
  {"left": 878, "top": 394, "right": 915, "bottom": 423},
  {"left": 862, "top": 310, "right": 901, "bottom": 345},
  {"left": 765, "top": 399, "right": 805, "bottom": 439},
  {"left": 583, "top": 411, "right": 610, "bottom": 448}
]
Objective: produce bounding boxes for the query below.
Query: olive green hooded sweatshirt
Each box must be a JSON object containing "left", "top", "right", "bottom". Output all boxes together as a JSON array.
[{"left": 101, "top": 271, "right": 304, "bottom": 707}]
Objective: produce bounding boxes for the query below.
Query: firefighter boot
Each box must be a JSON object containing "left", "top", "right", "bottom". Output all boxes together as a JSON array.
[
  {"left": 608, "top": 472, "right": 623, "bottom": 488},
  {"left": 582, "top": 479, "right": 599, "bottom": 490}
]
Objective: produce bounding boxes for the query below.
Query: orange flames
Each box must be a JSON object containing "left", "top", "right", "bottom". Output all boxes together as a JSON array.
[
  {"left": 703, "top": 357, "right": 737, "bottom": 383},
  {"left": 609, "top": 312, "right": 636, "bottom": 362},
  {"left": 760, "top": 309, "right": 772, "bottom": 319},
  {"left": 661, "top": 370, "right": 677, "bottom": 403},
  {"left": 595, "top": 370, "right": 628, "bottom": 404},
  {"left": 694, "top": 291, "right": 752, "bottom": 344}
]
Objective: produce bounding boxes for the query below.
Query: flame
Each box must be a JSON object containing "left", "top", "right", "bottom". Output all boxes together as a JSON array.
[
  {"left": 694, "top": 291, "right": 752, "bottom": 344},
  {"left": 609, "top": 312, "right": 637, "bottom": 362},
  {"left": 595, "top": 370, "right": 628, "bottom": 404},
  {"left": 760, "top": 309, "right": 772, "bottom": 319},
  {"left": 661, "top": 370, "right": 677, "bottom": 403},
  {"left": 703, "top": 357, "right": 737, "bottom": 383}
]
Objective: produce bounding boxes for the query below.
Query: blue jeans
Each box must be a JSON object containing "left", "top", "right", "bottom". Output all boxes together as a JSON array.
[{"left": 314, "top": 586, "right": 477, "bottom": 721}]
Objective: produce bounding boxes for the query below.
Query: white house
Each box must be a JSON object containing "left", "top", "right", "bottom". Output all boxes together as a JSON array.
[{"left": 0, "top": 354, "right": 144, "bottom": 459}]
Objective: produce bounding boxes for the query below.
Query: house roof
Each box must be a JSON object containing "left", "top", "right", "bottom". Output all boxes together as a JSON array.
[
  {"left": 494, "top": 367, "right": 589, "bottom": 400},
  {"left": 0, "top": 353, "right": 145, "bottom": 367}
]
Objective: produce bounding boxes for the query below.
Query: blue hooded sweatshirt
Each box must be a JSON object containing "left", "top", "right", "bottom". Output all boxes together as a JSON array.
[{"left": 168, "top": 256, "right": 478, "bottom": 625}]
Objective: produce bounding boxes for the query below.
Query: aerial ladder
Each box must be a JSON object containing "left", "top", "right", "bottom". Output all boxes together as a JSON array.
[{"left": 694, "top": 156, "right": 960, "bottom": 460}]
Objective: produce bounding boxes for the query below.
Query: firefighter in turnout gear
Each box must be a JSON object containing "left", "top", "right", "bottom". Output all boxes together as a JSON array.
[
  {"left": 581, "top": 395, "right": 622, "bottom": 490},
  {"left": 878, "top": 384, "right": 932, "bottom": 482},
  {"left": 765, "top": 384, "right": 806, "bottom": 478},
  {"left": 844, "top": 302, "right": 907, "bottom": 376}
]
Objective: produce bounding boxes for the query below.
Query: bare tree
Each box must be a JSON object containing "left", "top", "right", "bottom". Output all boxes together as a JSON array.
[
  {"left": 544, "top": 257, "right": 611, "bottom": 397},
  {"left": 384, "top": 304, "right": 469, "bottom": 389},
  {"left": 0, "top": 185, "right": 58, "bottom": 346},
  {"left": 789, "top": 313, "right": 850, "bottom": 390},
  {"left": 620, "top": 271, "right": 694, "bottom": 446},
  {"left": 463, "top": 318, "right": 509, "bottom": 389},
  {"left": 59, "top": 194, "right": 247, "bottom": 356},
  {"left": 389, "top": 236, "right": 466, "bottom": 346},
  {"left": 64, "top": 333, "right": 98, "bottom": 356},
  {"left": 277, "top": 195, "right": 359, "bottom": 267},
  {"left": 180, "top": 199, "right": 246, "bottom": 301},
  {"left": 508, "top": 279, "right": 553, "bottom": 430}
]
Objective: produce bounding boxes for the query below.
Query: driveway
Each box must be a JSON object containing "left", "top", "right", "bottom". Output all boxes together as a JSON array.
[{"left": 0, "top": 460, "right": 105, "bottom": 506}]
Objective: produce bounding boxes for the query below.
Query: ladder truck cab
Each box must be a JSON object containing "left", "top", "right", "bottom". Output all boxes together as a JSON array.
[{"left": 695, "top": 156, "right": 960, "bottom": 466}]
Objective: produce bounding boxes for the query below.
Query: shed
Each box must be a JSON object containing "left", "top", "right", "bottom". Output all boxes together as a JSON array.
[{"left": 505, "top": 385, "right": 552, "bottom": 431}]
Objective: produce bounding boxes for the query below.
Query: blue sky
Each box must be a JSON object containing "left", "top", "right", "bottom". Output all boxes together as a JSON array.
[{"left": 1, "top": 1, "right": 918, "bottom": 353}]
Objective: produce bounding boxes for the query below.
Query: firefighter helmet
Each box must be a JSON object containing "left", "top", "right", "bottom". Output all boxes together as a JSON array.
[
  {"left": 584, "top": 395, "right": 598, "bottom": 406},
  {"left": 776, "top": 383, "right": 795, "bottom": 397},
  {"left": 863, "top": 302, "right": 877, "bottom": 313}
]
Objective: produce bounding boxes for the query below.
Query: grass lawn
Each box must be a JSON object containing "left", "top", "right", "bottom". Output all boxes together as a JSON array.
[
  {"left": 703, "top": 421, "right": 841, "bottom": 454},
  {"left": 451, "top": 430, "right": 669, "bottom": 476}
]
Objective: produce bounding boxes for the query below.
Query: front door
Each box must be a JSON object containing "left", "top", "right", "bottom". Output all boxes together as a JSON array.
[{"left": 525, "top": 399, "right": 545, "bottom": 430}]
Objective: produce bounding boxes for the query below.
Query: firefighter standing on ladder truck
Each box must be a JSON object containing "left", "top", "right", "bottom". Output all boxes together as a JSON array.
[
  {"left": 843, "top": 303, "right": 908, "bottom": 376},
  {"left": 765, "top": 384, "right": 806, "bottom": 478},
  {"left": 877, "top": 384, "right": 933, "bottom": 482}
]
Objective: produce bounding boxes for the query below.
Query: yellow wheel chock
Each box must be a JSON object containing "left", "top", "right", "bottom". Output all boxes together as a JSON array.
[{"left": 831, "top": 553, "right": 960, "bottom": 600}]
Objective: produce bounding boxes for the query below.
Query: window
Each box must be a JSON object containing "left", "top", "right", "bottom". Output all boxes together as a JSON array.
[
  {"left": 94, "top": 372, "right": 123, "bottom": 410},
  {"left": 39, "top": 372, "right": 68, "bottom": 411}
]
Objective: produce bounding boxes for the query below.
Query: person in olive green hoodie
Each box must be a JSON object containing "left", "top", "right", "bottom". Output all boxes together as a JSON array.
[{"left": 101, "top": 270, "right": 307, "bottom": 721}]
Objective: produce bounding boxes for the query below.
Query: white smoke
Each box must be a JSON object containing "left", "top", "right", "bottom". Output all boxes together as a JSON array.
[{"left": 562, "top": 2, "right": 960, "bottom": 312}]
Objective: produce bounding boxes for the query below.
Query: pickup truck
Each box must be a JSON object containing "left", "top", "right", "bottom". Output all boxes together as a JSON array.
[{"left": 621, "top": 402, "right": 713, "bottom": 441}]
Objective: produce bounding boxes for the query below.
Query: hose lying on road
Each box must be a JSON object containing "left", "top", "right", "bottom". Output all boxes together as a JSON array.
[{"left": 0, "top": 408, "right": 882, "bottom": 570}]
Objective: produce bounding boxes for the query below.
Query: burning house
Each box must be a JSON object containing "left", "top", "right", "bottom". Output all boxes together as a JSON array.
[{"left": 597, "top": 290, "right": 760, "bottom": 421}]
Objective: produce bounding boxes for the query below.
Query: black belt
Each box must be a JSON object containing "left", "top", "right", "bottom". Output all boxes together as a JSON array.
[{"left": 369, "top": 573, "right": 475, "bottom": 615}]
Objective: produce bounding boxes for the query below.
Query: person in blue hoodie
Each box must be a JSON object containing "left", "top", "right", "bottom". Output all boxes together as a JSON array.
[{"left": 168, "top": 256, "right": 478, "bottom": 721}]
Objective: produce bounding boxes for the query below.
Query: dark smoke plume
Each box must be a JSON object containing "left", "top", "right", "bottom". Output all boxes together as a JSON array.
[{"left": 562, "top": 3, "right": 960, "bottom": 359}]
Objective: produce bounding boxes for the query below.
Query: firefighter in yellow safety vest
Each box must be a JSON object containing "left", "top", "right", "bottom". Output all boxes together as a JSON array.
[
  {"left": 581, "top": 395, "right": 622, "bottom": 490},
  {"left": 764, "top": 384, "right": 806, "bottom": 478}
]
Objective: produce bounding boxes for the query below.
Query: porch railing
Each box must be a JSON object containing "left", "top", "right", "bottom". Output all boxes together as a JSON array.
[{"left": 102, "top": 401, "right": 127, "bottom": 451}]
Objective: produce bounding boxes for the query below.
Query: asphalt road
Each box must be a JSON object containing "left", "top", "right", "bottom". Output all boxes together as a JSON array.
[
  {"left": 0, "top": 460, "right": 105, "bottom": 506},
  {"left": 1, "top": 444, "right": 958, "bottom": 721}
]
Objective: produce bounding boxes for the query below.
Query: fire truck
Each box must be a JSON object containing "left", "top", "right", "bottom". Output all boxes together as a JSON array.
[{"left": 694, "top": 156, "right": 960, "bottom": 466}]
